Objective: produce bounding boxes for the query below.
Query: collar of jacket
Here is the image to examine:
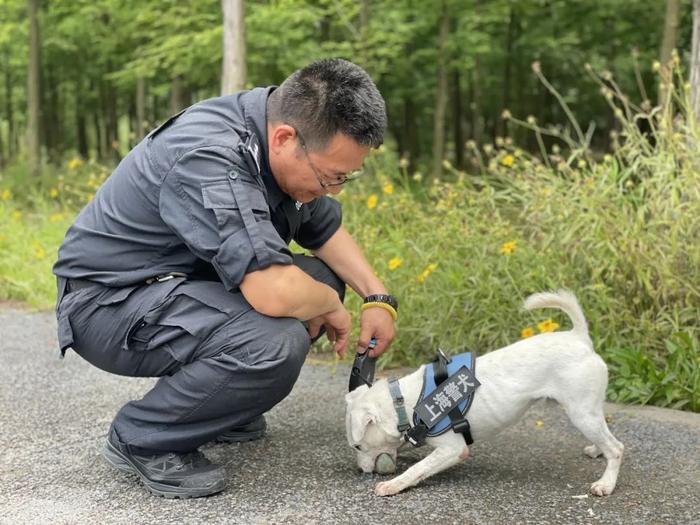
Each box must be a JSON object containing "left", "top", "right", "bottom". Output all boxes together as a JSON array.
[{"left": 239, "top": 86, "right": 287, "bottom": 211}]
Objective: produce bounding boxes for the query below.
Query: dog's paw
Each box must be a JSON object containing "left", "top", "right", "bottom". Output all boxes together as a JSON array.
[
  {"left": 590, "top": 481, "right": 615, "bottom": 496},
  {"left": 375, "top": 480, "right": 401, "bottom": 497},
  {"left": 584, "top": 445, "right": 602, "bottom": 458}
]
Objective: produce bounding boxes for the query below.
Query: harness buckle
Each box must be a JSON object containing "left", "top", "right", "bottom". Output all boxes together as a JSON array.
[{"left": 451, "top": 418, "right": 471, "bottom": 434}]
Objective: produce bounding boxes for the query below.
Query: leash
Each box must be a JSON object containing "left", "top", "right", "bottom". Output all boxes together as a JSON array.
[{"left": 348, "top": 337, "right": 377, "bottom": 391}]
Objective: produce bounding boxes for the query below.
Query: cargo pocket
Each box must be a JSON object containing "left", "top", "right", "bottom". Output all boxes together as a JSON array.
[
  {"left": 201, "top": 178, "right": 269, "bottom": 233},
  {"left": 57, "top": 315, "right": 75, "bottom": 357}
]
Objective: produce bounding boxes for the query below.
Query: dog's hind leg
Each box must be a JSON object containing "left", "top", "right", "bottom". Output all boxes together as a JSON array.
[
  {"left": 555, "top": 356, "right": 624, "bottom": 495},
  {"left": 564, "top": 404, "right": 624, "bottom": 496}
]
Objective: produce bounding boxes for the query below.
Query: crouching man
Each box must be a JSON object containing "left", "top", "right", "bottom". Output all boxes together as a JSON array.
[{"left": 53, "top": 58, "right": 397, "bottom": 498}]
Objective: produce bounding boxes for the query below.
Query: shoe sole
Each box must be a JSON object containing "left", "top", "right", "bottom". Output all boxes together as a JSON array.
[
  {"left": 214, "top": 428, "right": 266, "bottom": 444},
  {"left": 102, "top": 440, "right": 225, "bottom": 499}
]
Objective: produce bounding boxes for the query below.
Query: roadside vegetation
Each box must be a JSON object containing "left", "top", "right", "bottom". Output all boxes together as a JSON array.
[{"left": 1, "top": 62, "right": 697, "bottom": 412}]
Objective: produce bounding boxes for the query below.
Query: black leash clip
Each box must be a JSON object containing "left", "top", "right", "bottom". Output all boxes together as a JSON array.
[{"left": 348, "top": 337, "right": 377, "bottom": 392}]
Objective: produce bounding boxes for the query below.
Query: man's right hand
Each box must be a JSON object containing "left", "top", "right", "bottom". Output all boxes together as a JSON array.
[{"left": 307, "top": 305, "right": 351, "bottom": 357}]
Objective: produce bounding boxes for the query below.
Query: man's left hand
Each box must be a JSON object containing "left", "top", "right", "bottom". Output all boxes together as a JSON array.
[{"left": 357, "top": 307, "right": 396, "bottom": 358}]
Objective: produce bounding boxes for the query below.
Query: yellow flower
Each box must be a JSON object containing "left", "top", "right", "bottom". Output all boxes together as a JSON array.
[
  {"left": 499, "top": 240, "right": 517, "bottom": 255},
  {"left": 86, "top": 193, "right": 94, "bottom": 201},
  {"left": 501, "top": 154, "right": 514, "bottom": 167},
  {"left": 1, "top": 189, "right": 10, "bottom": 201},
  {"left": 416, "top": 263, "right": 438, "bottom": 283},
  {"left": 67, "top": 157, "right": 83, "bottom": 170},
  {"left": 537, "top": 319, "right": 560, "bottom": 333},
  {"left": 383, "top": 183, "right": 394, "bottom": 194},
  {"left": 535, "top": 419, "right": 544, "bottom": 428},
  {"left": 34, "top": 247, "right": 46, "bottom": 259},
  {"left": 366, "top": 194, "right": 378, "bottom": 209},
  {"left": 49, "top": 188, "right": 59, "bottom": 198},
  {"left": 11, "top": 211, "right": 22, "bottom": 221},
  {"left": 49, "top": 213, "right": 64, "bottom": 223},
  {"left": 388, "top": 257, "right": 402, "bottom": 270},
  {"left": 521, "top": 326, "right": 535, "bottom": 338}
]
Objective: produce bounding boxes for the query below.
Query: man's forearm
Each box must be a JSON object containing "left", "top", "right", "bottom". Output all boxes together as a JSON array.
[
  {"left": 313, "top": 226, "right": 387, "bottom": 298},
  {"left": 240, "top": 264, "right": 342, "bottom": 320}
]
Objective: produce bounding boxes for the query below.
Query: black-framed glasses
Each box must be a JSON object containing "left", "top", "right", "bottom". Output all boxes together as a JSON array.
[{"left": 294, "top": 127, "right": 364, "bottom": 189}]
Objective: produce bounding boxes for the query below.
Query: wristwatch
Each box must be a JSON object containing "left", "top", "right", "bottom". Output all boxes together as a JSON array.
[{"left": 363, "top": 294, "right": 399, "bottom": 312}]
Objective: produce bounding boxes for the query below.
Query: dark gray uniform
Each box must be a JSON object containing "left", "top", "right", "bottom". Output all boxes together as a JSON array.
[{"left": 53, "top": 88, "right": 344, "bottom": 453}]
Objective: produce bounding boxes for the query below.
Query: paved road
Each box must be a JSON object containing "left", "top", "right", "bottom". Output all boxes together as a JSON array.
[{"left": 1, "top": 308, "right": 699, "bottom": 525}]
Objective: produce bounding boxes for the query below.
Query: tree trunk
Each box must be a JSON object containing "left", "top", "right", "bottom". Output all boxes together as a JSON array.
[
  {"left": 221, "top": 0, "right": 246, "bottom": 95},
  {"left": 659, "top": 0, "right": 681, "bottom": 108},
  {"left": 27, "top": 0, "right": 42, "bottom": 178},
  {"left": 690, "top": 0, "right": 700, "bottom": 125},
  {"left": 44, "top": 63, "right": 62, "bottom": 165},
  {"left": 452, "top": 70, "right": 464, "bottom": 170},
  {"left": 404, "top": 96, "right": 419, "bottom": 168},
  {"left": 105, "top": 78, "right": 119, "bottom": 161},
  {"left": 431, "top": 0, "right": 450, "bottom": 179},
  {"left": 4, "top": 46, "right": 16, "bottom": 159},
  {"left": 501, "top": 5, "right": 516, "bottom": 138},
  {"left": 170, "top": 75, "right": 189, "bottom": 113},
  {"left": 136, "top": 77, "right": 147, "bottom": 139},
  {"left": 75, "top": 77, "right": 88, "bottom": 158},
  {"left": 359, "top": 0, "right": 370, "bottom": 68}
]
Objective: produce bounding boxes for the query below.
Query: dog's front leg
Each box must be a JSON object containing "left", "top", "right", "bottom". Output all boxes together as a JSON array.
[{"left": 375, "top": 444, "right": 469, "bottom": 497}]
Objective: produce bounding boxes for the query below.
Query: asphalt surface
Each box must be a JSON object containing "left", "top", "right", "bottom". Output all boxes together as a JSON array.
[{"left": 1, "top": 308, "right": 699, "bottom": 525}]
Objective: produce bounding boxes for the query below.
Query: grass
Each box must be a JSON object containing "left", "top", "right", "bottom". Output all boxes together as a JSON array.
[{"left": 0, "top": 60, "right": 698, "bottom": 412}]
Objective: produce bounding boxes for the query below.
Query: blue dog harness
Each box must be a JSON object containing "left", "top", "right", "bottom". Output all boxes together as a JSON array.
[{"left": 388, "top": 350, "right": 480, "bottom": 447}]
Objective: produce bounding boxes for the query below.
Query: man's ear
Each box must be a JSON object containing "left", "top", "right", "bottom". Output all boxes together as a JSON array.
[
  {"left": 350, "top": 408, "right": 376, "bottom": 443},
  {"left": 345, "top": 384, "right": 369, "bottom": 405}
]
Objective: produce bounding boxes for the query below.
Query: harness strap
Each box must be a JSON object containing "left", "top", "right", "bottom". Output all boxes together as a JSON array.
[
  {"left": 388, "top": 378, "right": 411, "bottom": 432},
  {"left": 433, "top": 350, "right": 474, "bottom": 446}
]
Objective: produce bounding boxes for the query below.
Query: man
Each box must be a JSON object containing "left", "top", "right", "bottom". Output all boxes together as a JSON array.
[{"left": 53, "top": 58, "right": 397, "bottom": 498}]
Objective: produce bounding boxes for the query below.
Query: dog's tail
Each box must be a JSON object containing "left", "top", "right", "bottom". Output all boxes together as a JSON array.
[{"left": 523, "top": 290, "right": 591, "bottom": 343}]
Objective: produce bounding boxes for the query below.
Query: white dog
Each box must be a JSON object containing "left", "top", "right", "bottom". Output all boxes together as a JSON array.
[{"left": 345, "top": 290, "right": 624, "bottom": 497}]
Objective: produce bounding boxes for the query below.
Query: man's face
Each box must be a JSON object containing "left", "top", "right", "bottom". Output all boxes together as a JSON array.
[{"left": 268, "top": 124, "right": 371, "bottom": 203}]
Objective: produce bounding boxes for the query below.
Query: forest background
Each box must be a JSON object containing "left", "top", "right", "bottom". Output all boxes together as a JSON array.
[{"left": 0, "top": 0, "right": 698, "bottom": 412}]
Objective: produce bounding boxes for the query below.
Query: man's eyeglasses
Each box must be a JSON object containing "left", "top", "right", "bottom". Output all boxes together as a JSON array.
[{"left": 294, "top": 127, "right": 363, "bottom": 189}]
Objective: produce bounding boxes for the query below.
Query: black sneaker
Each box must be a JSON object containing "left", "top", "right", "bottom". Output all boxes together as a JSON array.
[
  {"left": 215, "top": 416, "right": 267, "bottom": 443},
  {"left": 102, "top": 429, "right": 226, "bottom": 498}
]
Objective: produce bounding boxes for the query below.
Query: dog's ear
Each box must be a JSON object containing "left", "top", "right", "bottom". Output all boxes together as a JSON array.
[
  {"left": 345, "top": 384, "right": 369, "bottom": 405},
  {"left": 350, "top": 408, "right": 376, "bottom": 443}
]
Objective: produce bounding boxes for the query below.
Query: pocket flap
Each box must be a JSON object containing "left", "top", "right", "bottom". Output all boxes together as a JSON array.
[
  {"left": 57, "top": 315, "right": 74, "bottom": 352},
  {"left": 202, "top": 179, "right": 268, "bottom": 212},
  {"left": 96, "top": 285, "right": 139, "bottom": 306}
]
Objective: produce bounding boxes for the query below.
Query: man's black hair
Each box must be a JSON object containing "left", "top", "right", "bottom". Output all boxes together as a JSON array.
[{"left": 267, "top": 58, "right": 386, "bottom": 150}]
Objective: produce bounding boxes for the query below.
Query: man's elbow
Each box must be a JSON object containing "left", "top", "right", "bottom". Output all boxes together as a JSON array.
[{"left": 239, "top": 266, "right": 295, "bottom": 318}]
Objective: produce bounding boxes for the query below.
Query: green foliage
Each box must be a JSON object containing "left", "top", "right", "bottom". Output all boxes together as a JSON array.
[{"left": 607, "top": 332, "right": 700, "bottom": 411}]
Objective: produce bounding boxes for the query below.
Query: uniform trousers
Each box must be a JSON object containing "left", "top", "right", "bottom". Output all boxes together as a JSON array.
[{"left": 55, "top": 255, "right": 344, "bottom": 453}]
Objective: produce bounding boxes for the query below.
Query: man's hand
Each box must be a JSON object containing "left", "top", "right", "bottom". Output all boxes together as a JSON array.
[
  {"left": 307, "top": 305, "right": 352, "bottom": 357},
  {"left": 357, "top": 306, "right": 396, "bottom": 358}
]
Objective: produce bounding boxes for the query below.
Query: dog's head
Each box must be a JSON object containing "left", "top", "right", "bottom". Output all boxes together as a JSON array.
[{"left": 345, "top": 381, "right": 404, "bottom": 473}]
